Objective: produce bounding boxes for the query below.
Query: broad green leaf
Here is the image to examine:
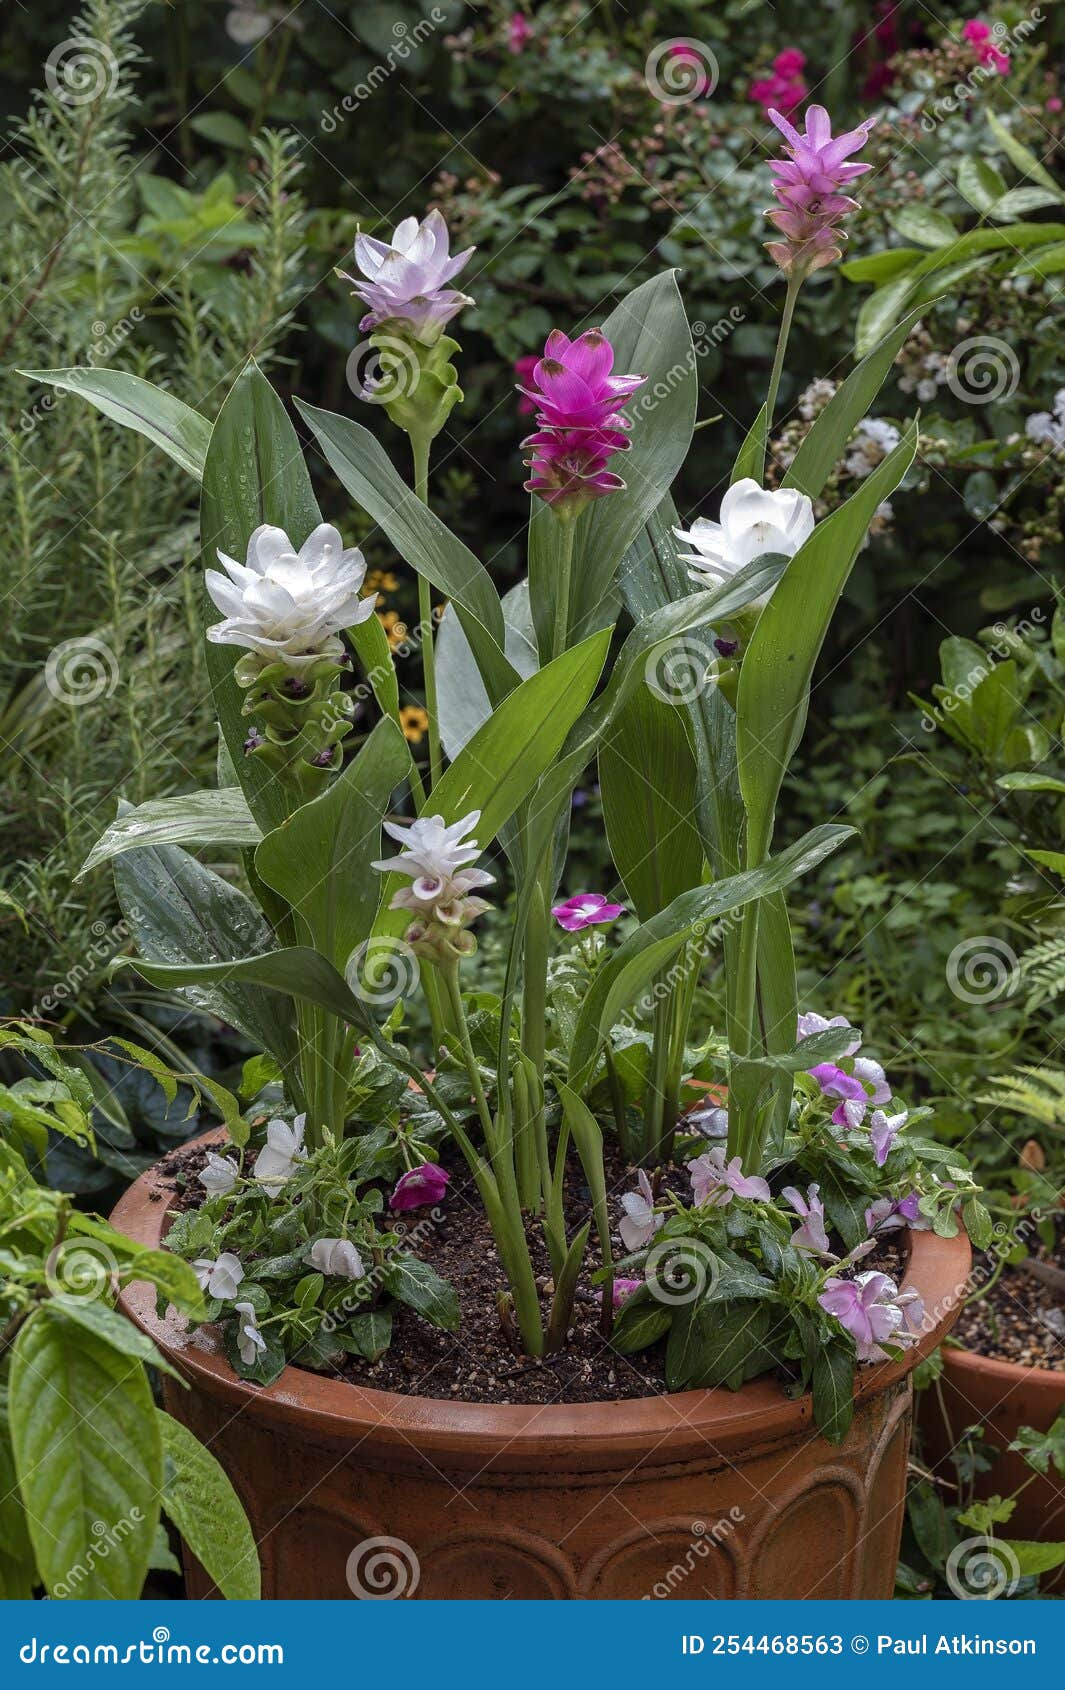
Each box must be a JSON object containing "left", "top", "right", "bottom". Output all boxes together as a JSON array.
[
  {"left": 1024, "top": 848, "right": 1065, "bottom": 876},
  {"left": 256, "top": 717, "right": 410, "bottom": 968},
  {"left": 436, "top": 580, "right": 539, "bottom": 758},
  {"left": 41, "top": 1296, "right": 183, "bottom": 1381},
  {"left": 813, "top": 1343, "right": 856, "bottom": 1444},
  {"left": 957, "top": 155, "right": 1008, "bottom": 213},
  {"left": 113, "top": 946, "right": 374, "bottom": 1033},
  {"left": 840, "top": 249, "right": 922, "bottom": 284},
  {"left": 113, "top": 826, "right": 298, "bottom": 1071},
  {"left": 120, "top": 1247, "right": 208, "bottom": 1317},
  {"left": 157, "top": 1411, "right": 261, "bottom": 1599},
  {"left": 1013, "top": 240, "right": 1065, "bottom": 277},
  {"left": 737, "top": 422, "right": 919, "bottom": 859},
  {"left": 992, "top": 186, "right": 1063, "bottom": 220},
  {"left": 599, "top": 680, "right": 702, "bottom": 919},
  {"left": 610, "top": 1285, "right": 673, "bottom": 1352},
  {"left": 202, "top": 363, "right": 323, "bottom": 831},
  {"left": 80, "top": 789, "right": 260, "bottom": 877},
  {"left": 731, "top": 403, "right": 768, "bottom": 484},
  {"left": 19, "top": 369, "right": 211, "bottom": 479},
  {"left": 568, "top": 823, "right": 853, "bottom": 1085},
  {"left": 998, "top": 771, "right": 1065, "bottom": 794},
  {"left": 294, "top": 398, "right": 518, "bottom": 705},
  {"left": 347, "top": 607, "right": 401, "bottom": 724},
  {"left": 987, "top": 109, "right": 1060, "bottom": 194},
  {"left": 1001, "top": 1539, "right": 1065, "bottom": 1578},
  {"left": 887, "top": 205, "right": 957, "bottom": 247},
  {"left": 0, "top": 1405, "right": 35, "bottom": 1598},
  {"left": 381, "top": 1256, "right": 460, "bottom": 1329},
  {"left": 337, "top": 1308, "right": 392, "bottom": 1361},
  {"left": 10, "top": 1307, "right": 162, "bottom": 1599}
]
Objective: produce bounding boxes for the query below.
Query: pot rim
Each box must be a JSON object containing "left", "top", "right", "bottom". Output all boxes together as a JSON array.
[
  {"left": 939, "top": 1340, "right": 1065, "bottom": 1393},
  {"left": 113, "top": 1133, "right": 972, "bottom": 1463}
]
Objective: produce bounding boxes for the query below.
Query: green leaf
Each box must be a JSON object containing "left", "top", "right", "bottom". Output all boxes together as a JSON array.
[
  {"left": 18, "top": 369, "right": 211, "bottom": 479},
  {"left": 610, "top": 1286, "right": 673, "bottom": 1352},
  {"left": 202, "top": 363, "right": 324, "bottom": 831},
  {"left": 737, "top": 422, "right": 919, "bottom": 858},
  {"left": 80, "top": 789, "right": 260, "bottom": 877},
  {"left": 545, "top": 1221, "right": 591, "bottom": 1350},
  {"left": 812, "top": 1343, "right": 855, "bottom": 1444},
  {"left": 558, "top": 1083, "right": 612, "bottom": 1284},
  {"left": 112, "top": 946, "right": 374, "bottom": 1034},
  {"left": 347, "top": 607, "right": 401, "bottom": 725},
  {"left": 1024, "top": 848, "right": 1065, "bottom": 876},
  {"left": 121, "top": 1247, "right": 208, "bottom": 1317},
  {"left": 991, "top": 186, "right": 1063, "bottom": 220},
  {"left": 10, "top": 1307, "right": 162, "bottom": 1599},
  {"left": 41, "top": 1296, "right": 184, "bottom": 1381},
  {"left": 987, "top": 109, "right": 1061, "bottom": 195},
  {"left": 731, "top": 403, "right": 768, "bottom": 484},
  {"left": 157, "top": 1411, "right": 261, "bottom": 1599},
  {"left": 568, "top": 823, "right": 853, "bottom": 1085},
  {"left": 887, "top": 206, "right": 958, "bottom": 247},
  {"left": 381, "top": 1255, "right": 460, "bottom": 1330},
  {"left": 294, "top": 398, "right": 518, "bottom": 705},
  {"left": 998, "top": 771, "right": 1065, "bottom": 794},
  {"left": 337, "top": 1308, "right": 393, "bottom": 1362},
  {"left": 599, "top": 681, "right": 702, "bottom": 919},
  {"left": 957, "top": 156, "right": 1009, "bottom": 213},
  {"left": 1001, "top": 1539, "right": 1065, "bottom": 1578},
  {"left": 256, "top": 717, "right": 410, "bottom": 968},
  {"left": 436, "top": 580, "right": 539, "bottom": 757}
]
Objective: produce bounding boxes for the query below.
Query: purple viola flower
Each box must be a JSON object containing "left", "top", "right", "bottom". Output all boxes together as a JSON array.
[
  {"left": 818, "top": 1270, "right": 922, "bottom": 1362},
  {"left": 390, "top": 1161, "right": 450, "bottom": 1212},
  {"left": 868, "top": 1107, "right": 907, "bottom": 1168},
  {"left": 781, "top": 1182, "right": 831, "bottom": 1254},
  {"left": 552, "top": 891, "right": 626, "bottom": 932},
  {"left": 619, "top": 1170, "right": 663, "bottom": 1252},
  {"left": 810, "top": 1053, "right": 892, "bottom": 1130},
  {"left": 342, "top": 209, "right": 475, "bottom": 346},
  {"left": 520, "top": 328, "right": 647, "bottom": 512},
  {"left": 689, "top": 1147, "right": 771, "bottom": 1209},
  {"left": 865, "top": 1191, "right": 929, "bottom": 1235},
  {"left": 765, "top": 105, "right": 876, "bottom": 278}
]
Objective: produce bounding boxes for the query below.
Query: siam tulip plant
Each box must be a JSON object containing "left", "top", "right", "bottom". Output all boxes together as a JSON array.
[{"left": 45, "top": 126, "right": 987, "bottom": 1435}]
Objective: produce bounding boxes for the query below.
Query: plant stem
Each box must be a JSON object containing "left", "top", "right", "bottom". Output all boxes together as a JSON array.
[
  {"left": 764, "top": 272, "right": 803, "bottom": 450},
  {"left": 551, "top": 511, "right": 577, "bottom": 660},
  {"left": 411, "top": 433, "right": 442, "bottom": 790},
  {"left": 440, "top": 962, "right": 496, "bottom": 1148}
]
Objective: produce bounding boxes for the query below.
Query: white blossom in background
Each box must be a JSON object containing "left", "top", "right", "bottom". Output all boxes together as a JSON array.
[
  {"left": 198, "top": 1151, "right": 239, "bottom": 1198},
  {"left": 307, "top": 1238, "right": 366, "bottom": 1280},
  {"left": 253, "top": 1114, "right": 307, "bottom": 1195},
  {"left": 797, "top": 377, "right": 838, "bottom": 421},
  {"left": 675, "top": 480, "right": 815, "bottom": 605},
  {"left": 226, "top": 5, "right": 273, "bottom": 45},
  {"left": 1026, "top": 390, "right": 1065, "bottom": 450},
  {"left": 373, "top": 810, "right": 494, "bottom": 926},
  {"left": 206, "top": 523, "right": 377, "bottom": 663},
  {"left": 191, "top": 1252, "right": 244, "bottom": 1300},
  {"left": 233, "top": 1302, "right": 268, "bottom": 1367},
  {"left": 342, "top": 209, "right": 475, "bottom": 344},
  {"left": 845, "top": 417, "right": 901, "bottom": 479}
]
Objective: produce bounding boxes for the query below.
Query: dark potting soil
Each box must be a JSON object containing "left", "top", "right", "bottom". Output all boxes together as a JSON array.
[
  {"left": 951, "top": 1215, "right": 1065, "bottom": 1372},
  {"left": 150, "top": 1138, "right": 907, "bottom": 1406}
]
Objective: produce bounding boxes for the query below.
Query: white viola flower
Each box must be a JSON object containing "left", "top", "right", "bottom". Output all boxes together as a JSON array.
[
  {"left": 253, "top": 1114, "right": 308, "bottom": 1195},
  {"left": 342, "top": 208, "right": 475, "bottom": 345},
  {"left": 191, "top": 1251, "right": 244, "bottom": 1301},
  {"left": 307, "top": 1237, "right": 366, "bottom": 1280},
  {"left": 205, "top": 523, "right": 377, "bottom": 664},
  {"left": 1026, "top": 390, "right": 1065, "bottom": 451},
  {"left": 198, "top": 1150, "right": 239, "bottom": 1198},
  {"left": 675, "top": 480, "right": 815, "bottom": 606},
  {"left": 373, "top": 810, "right": 495, "bottom": 924},
  {"left": 233, "top": 1301, "right": 267, "bottom": 1368},
  {"left": 619, "top": 1170, "right": 663, "bottom": 1252}
]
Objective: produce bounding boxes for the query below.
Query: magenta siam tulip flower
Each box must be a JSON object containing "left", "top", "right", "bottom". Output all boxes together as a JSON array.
[
  {"left": 507, "top": 11, "right": 532, "bottom": 53},
  {"left": 962, "top": 19, "right": 1010, "bottom": 75},
  {"left": 765, "top": 105, "right": 876, "bottom": 278},
  {"left": 782, "top": 1183, "right": 831, "bottom": 1254},
  {"left": 749, "top": 48, "right": 807, "bottom": 117},
  {"left": 343, "top": 209, "right": 475, "bottom": 346},
  {"left": 865, "top": 1191, "right": 929, "bottom": 1234},
  {"left": 552, "top": 891, "right": 625, "bottom": 932},
  {"left": 514, "top": 353, "right": 540, "bottom": 415},
  {"left": 390, "top": 1162, "right": 450, "bottom": 1212},
  {"left": 819, "top": 1271, "right": 923, "bottom": 1361},
  {"left": 520, "top": 328, "right": 647, "bottom": 513},
  {"left": 689, "top": 1148, "right": 771, "bottom": 1209}
]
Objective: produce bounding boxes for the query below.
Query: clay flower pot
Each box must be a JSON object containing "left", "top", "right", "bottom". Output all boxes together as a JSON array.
[
  {"left": 113, "top": 1143, "right": 970, "bottom": 1601},
  {"left": 920, "top": 1346, "right": 1065, "bottom": 1587}
]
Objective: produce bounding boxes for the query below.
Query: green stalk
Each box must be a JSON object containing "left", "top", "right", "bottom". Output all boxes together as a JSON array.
[
  {"left": 411, "top": 432, "right": 443, "bottom": 790},
  {"left": 764, "top": 271, "right": 803, "bottom": 447},
  {"left": 551, "top": 512, "right": 577, "bottom": 661}
]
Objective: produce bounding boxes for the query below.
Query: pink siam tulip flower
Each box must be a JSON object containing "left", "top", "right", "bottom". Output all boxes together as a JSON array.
[
  {"left": 390, "top": 1161, "right": 450, "bottom": 1211},
  {"left": 520, "top": 328, "right": 647, "bottom": 512},
  {"left": 765, "top": 104, "right": 876, "bottom": 277},
  {"left": 551, "top": 892, "right": 625, "bottom": 931},
  {"left": 962, "top": 19, "right": 1010, "bottom": 75},
  {"left": 514, "top": 353, "right": 540, "bottom": 415},
  {"left": 507, "top": 12, "right": 532, "bottom": 53},
  {"left": 782, "top": 1182, "right": 831, "bottom": 1253},
  {"left": 749, "top": 48, "right": 807, "bottom": 117},
  {"left": 689, "top": 1148, "right": 771, "bottom": 1208},
  {"left": 819, "top": 1271, "right": 923, "bottom": 1361}
]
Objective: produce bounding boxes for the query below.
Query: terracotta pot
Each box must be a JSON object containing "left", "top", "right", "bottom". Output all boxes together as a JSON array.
[
  {"left": 920, "top": 1345, "right": 1065, "bottom": 1585},
  {"left": 114, "top": 1144, "right": 970, "bottom": 1601}
]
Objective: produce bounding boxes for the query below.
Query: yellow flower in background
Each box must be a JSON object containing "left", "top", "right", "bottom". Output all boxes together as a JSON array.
[
  {"left": 377, "top": 610, "right": 408, "bottom": 650},
  {"left": 399, "top": 706, "right": 430, "bottom": 744},
  {"left": 365, "top": 568, "right": 400, "bottom": 593}
]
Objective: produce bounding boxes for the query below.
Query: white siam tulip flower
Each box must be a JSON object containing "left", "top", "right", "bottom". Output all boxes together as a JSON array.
[
  {"left": 373, "top": 810, "right": 494, "bottom": 925},
  {"left": 198, "top": 1150, "right": 239, "bottom": 1198},
  {"left": 343, "top": 209, "right": 475, "bottom": 345},
  {"left": 253, "top": 1114, "right": 307, "bottom": 1195},
  {"left": 674, "top": 480, "right": 815, "bottom": 606},
  {"left": 233, "top": 1302, "right": 267, "bottom": 1367},
  {"left": 191, "top": 1251, "right": 244, "bottom": 1301},
  {"left": 205, "top": 523, "right": 377, "bottom": 664},
  {"left": 307, "top": 1237, "right": 366, "bottom": 1280}
]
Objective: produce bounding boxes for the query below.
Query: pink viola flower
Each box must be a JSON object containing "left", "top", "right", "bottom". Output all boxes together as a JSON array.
[
  {"left": 507, "top": 11, "right": 532, "bottom": 53},
  {"left": 765, "top": 104, "right": 876, "bottom": 277},
  {"left": 868, "top": 1107, "right": 907, "bottom": 1168},
  {"left": 619, "top": 1170, "right": 663, "bottom": 1251},
  {"left": 865, "top": 1191, "right": 930, "bottom": 1234},
  {"left": 390, "top": 1161, "right": 450, "bottom": 1212},
  {"left": 552, "top": 892, "right": 625, "bottom": 932},
  {"left": 520, "top": 328, "right": 647, "bottom": 512},
  {"left": 962, "top": 19, "right": 1010, "bottom": 75},
  {"left": 782, "top": 1182, "right": 831, "bottom": 1254},
  {"left": 689, "top": 1147, "right": 771, "bottom": 1209},
  {"left": 610, "top": 1277, "right": 643, "bottom": 1308},
  {"left": 749, "top": 48, "right": 808, "bottom": 117},
  {"left": 818, "top": 1270, "right": 923, "bottom": 1362}
]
